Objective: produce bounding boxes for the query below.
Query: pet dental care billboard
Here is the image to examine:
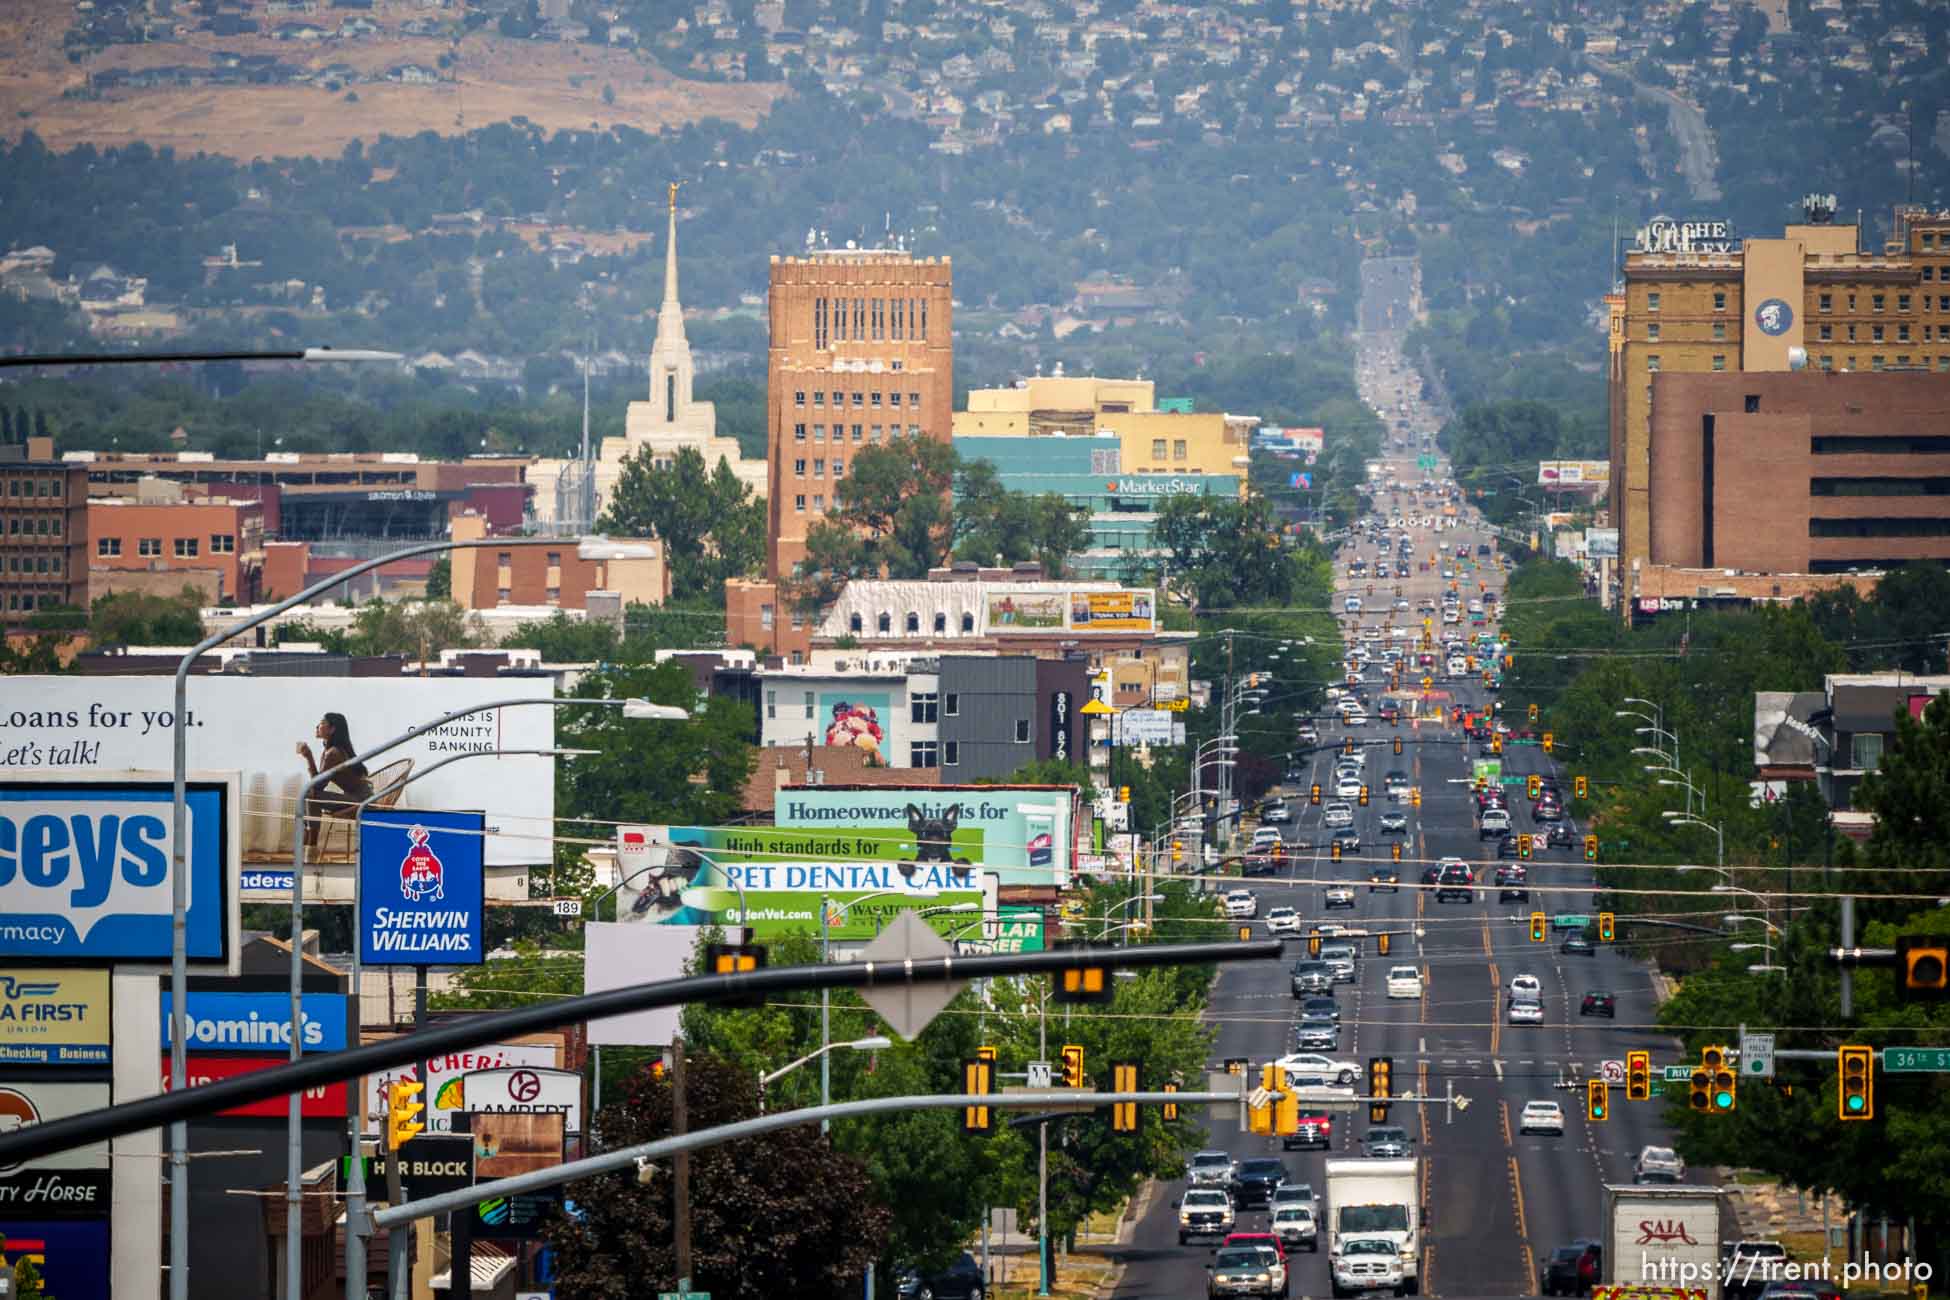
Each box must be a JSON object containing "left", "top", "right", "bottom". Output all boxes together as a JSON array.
[
  {"left": 0, "top": 678, "right": 556, "bottom": 875},
  {"left": 774, "top": 786, "right": 1079, "bottom": 889},
  {"left": 622, "top": 824, "right": 994, "bottom": 941}
]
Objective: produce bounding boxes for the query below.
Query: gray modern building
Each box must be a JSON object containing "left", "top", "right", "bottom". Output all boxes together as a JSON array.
[{"left": 933, "top": 654, "right": 1090, "bottom": 782}]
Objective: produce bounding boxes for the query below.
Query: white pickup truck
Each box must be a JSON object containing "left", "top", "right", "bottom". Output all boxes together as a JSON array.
[{"left": 1325, "top": 1157, "right": 1420, "bottom": 1296}]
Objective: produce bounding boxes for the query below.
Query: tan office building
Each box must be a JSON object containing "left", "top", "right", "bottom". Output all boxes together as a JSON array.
[
  {"left": 955, "top": 373, "right": 1252, "bottom": 485},
  {"left": 1608, "top": 203, "right": 1950, "bottom": 590},
  {"left": 764, "top": 248, "right": 955, "bottom": 580}
]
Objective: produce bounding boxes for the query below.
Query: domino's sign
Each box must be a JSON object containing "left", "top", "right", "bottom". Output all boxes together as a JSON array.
[{"left": 0, "top": 780, "right": 233, "bottom": 963}]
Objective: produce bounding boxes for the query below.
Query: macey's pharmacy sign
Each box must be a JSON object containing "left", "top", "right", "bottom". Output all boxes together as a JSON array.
[{"left": 1634, "top": 217, "right": 1735, "bottom": 254}]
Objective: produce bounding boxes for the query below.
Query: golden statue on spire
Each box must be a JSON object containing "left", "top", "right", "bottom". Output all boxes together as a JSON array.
[{"left": 668, "top": 180, "right": 681, "bottom": 213}]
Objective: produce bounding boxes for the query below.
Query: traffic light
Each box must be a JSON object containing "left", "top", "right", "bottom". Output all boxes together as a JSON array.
[
  {"left": 1111, "top": 1060, "right": 1140, "bottom": 1132},
  {"left": 1583, "top": 835, "right": 1599, "bottom": 862},
  {"left": 1626, "top": 1051, "right": 1651, "bottom": 1102},
  {"left": 1689, "top": 1063, "right": 1712, "bottom": 1112},
  {"left": 705, "top": 942, "right": 767, "bottom": 975},
  {"left": 1249, "top": 1064, "right": 1281, "bottom": 1135},
  {"left": 1239, "top": 925, "right": 1253, "bottom": 942},
  {"left": 1527, "top": 774, "right": 1541, "bottom": 800},
  {"left": 1518, "top": 833, "right": 1532, "bottom": 860},
  {"left": 1491, "top": 736, "right": 1503, "bottom": 755},
  {"left": 963, "top": 1056, "right": 994, "bottom": 1133},
  {"left": 1838, "top": 1045, "right": 1873, "bottom": 1121},
  {"left": 1172, "top": 839, "right": 1184, "bottom": 862},
  {"left": 1308, "top": 928, "right": 1323, "bottom": 956},
  {"left": 1368, "top": 1056, "right": 1393, "bottom": 1124},
  {"left": 1344, "top": 737, "right": 1356, "bottom": 756},
  {"left": 1052, "top": 942, "right": 1113, "bottom": 1004},
  {"left": 1703, "top": 1045, "right": 1736, "bottom": 1112},
  {"left": 1896, "top": 935, "right": 1950, "bottom": 1000},
  {"left": 1598, "top": 912, "right": 1615, "bottom": 943},
  {"left": 386, "top": 1079, "right": 425, "bottom": 1151},
  {"left": 1060, "top": 1044, "right": 1086, "bottom": 1089},
  {"left": 1542, "top": 732, "right": 1554, "bottom": 755},
  {"left": 1528, "top": 703, "right": 1539, "bottom": 724},
  {"left": 1275, "top": 1088, "right": 1300, "bottom": 1137},
  {"left": 1574, "top": 775, "right": 1588, "bottom": 799},
  {"left": 1586, "top": 1077, "right": 1608, "bottom": 1122},
  {"left": 1163, "top": 1080, "right": 1180, "bottom": 1121},
  {"left": 1376, "top": 931, "right": 1392, "bottom": 956},
  {"left": 1118, "top": 785, "right": 1131, "bottom": 804},
  {"left": 1311, "top": 783, "right": 1322, "bottom": 806},
  {"left": 1411, "top": 788, "right": 1422, "bottom": 808},
  {"left": 1331, "top": 840, "right": 1343, "bottom": 862},
  {"left": 1391, "top": 842, "right": 1402, "bottom": 862},
  {"left": 1529, "top": 912, "right": 1547, "bottom": 943},
  {"left": 1359, "top": 785, "right": 1370, "bottom": 806},
  {"left": 1393, "top": 736, "right": 1403, "bottom": 755}
]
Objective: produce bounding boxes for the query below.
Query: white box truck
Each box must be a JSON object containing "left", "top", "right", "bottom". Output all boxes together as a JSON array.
[
  {"left": 1324, "top": 1157, "right": 1421, "bottom": 1295},
  {"left": 1603, "top": 1183, "right": 1724, "bottom": 1300}
]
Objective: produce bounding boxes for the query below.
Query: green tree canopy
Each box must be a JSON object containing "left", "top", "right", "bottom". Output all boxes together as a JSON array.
[
  {"left": 597, "top": 445, "right": 766, "bottom": 603},
  {"left": 953, "top": 458, "right": 1092, "bottom": 578}
]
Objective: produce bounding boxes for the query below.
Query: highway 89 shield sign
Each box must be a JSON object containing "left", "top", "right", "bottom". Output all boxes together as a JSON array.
[{"left": 358, "top": 809, "right": 485, "bottom": 966}]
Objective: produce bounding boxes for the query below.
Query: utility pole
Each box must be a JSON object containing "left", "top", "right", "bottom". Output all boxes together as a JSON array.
[{"left": 673, "top": 1037, "right": 692, "bottom": 1286}]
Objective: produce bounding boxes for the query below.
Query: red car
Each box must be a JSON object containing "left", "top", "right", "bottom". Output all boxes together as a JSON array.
[{"left": 1284, "top": 1109, "right": 1333, "bottom": 1151}]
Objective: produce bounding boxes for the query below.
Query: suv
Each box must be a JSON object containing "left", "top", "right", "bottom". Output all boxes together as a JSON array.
[
  {"left": 1179, "top": 1188, "right": 1237, "bottom": 1244},
  {"left": 1291, "top": 961, "right": 1334, "bottom": 996},
  {"left": 1188, "top": 1149, "right": 1236, "bottom": 1188},
  {"left": 1225, "top": 890, "right": 1258, "bottom": 920},
  {"left": 895, "top": 1253, "right": 985, "bottom": 1300},
  {"left": 1435, "top": 862, "right": 1475, "bottom": 903},
  {"left": 1209, "top": 1244, "right": 1283, "bottom": 1298},
  {"left": 1230, "top": 1158, "right": 1290, "bottom": 1208},
  {"left": 1480, "top": 807, "right": 1512, "bottom": 838},
  {"left": 1359, "top": 1126, "right": 1413, "bottom": 1158},
  {"left": 1272, "top": 1204, "right": 1318, "bottom": 1254}
]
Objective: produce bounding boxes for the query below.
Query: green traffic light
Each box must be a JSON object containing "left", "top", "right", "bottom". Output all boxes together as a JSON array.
[
  {"left": 1715, "top": 1091, "right": 1733, "bottom": 1109},
  {"left": 1846, "top": 1095, "right": 1865, "bottom": 1112}
]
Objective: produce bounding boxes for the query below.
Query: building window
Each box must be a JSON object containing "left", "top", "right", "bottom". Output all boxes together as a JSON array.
[
  {"left": 855, "top": 425, "right": 866, "bottom": 442},
  {"left": 791, "top": 609, "right": 804, "bottom": 630},
  {"left": 1014, "top": 719, "right": 1031, "bottom": 743},
  {"left": 794, "top": 458, "right": 807, "bottom": 476},
  {"left": 795, "top": 423, "right": 807, "bottom": 442},
  {"left": 1821, "top": 355, "right": 1835, "bottom": 371},
  {"left": 544, "top": 586, "right": 560, "bottom": 605},
  {"left": 850, "top": 612, "right": 863, "bottom": 633},
  {"left": 813, "top": 391, "right": 825, "bottom": 407},
  {"left": 1873, "top": 325, "right": 1885, "bottom": 342},
  {"left": 912, "top": 692, "right": 938, "bottom": 722},
  {"left": 1852, "top": 733, "right": 1883, "bottom": 772},
  {"left": 1873, "top": 294, "right": 1886, "bottom": 312},
  {"left": 766, "top": 689, "right": 777, "bottom": 719},
  {"left": 813, "top": 458, "right": 825, "bottom": 477},
  {"left": 210, "top": 534, "right": 235, "bottom": 553},
  {"left": 1899, "top": 294, "right": 1912, "bottom": 312},
  {"left": 944, "top": 741, "right": 960, "bottom": 766},
  {"left": 813, "top": 494, "right": 825, "bottom": 511},
  {"left": 1848, "top": 294, "right": 1858, "bottom": 311},
  {"left": 961, "top": 612, "right": 974, "bottom": 633},
  {"left": 905, "top": 611, "right": 919, "bottom": 633},
  {"left": 1646, "top": 355, "right": 1660, "bottom": 372},
  {"left": 933, "top": 611, "right": 945, "bottom": 633},
  {"left": 833, "top": 458, "right": 845, "bottom": 479},
  {"left": 1152, "top": 438, "right": 1167, "bottom": 459},
  {"left": 1713, "top": 291, "right": 1726, "bottom": 312},
  {"left": 889, "top": 391, "right": 902, "bottom": 407},
  {"left": 1712, "top": 322, "right": 1726, "bottom": 341},
  {"left": 761, "top": 606, "right": 775, "bottom": 632},
  {"left": 909, "top": 392, "right": 921, "bottom": 407},
  {"left": 138, "top": 537, "right": 162, "bottom": 557},
  {"left": 795, "top": 390, "right": 806, "bottom": 407},
  {"left": 907, "top": 424, "right": 921, "bottom": 438},
  {"left": 1926, "top": 267, "right": 1937, "bottom": 282},
  {"left": 1899, "top": 324, "right": 1911, "bottom": 342},
  {"left": 1819, "top": 293, "right": 1833, "bottom": 312},
  {"left": 1646, "top": 323, "right": 1660, "bottom": 341},
  {"left": 1646, "top": 292, "right": 1660, "bottom": 312},
  {"left": 870, "top": 391, "right": 882, "bottom": 408},
  {"left": 1712, "top": 355, "right": 1726, "bottom": 371},
  {"left": 1173, "top": 439, "right": 1187, "bottom": 460},
  {"left": 795, "top": 494, "right": 806, "bottom": 512},
  {"left": 1819, "top": 324, "right": 1833, "bottom": 341},
  {"left": 878, "top": 612, "right": 891, "bottom": 633},
  {"left": 1873, "top": 356, "right": 1886, "bottom": 371},
  {"left": 497, "top": 587, "right": 511, "bottom": 602},
  {"left": 851, "top": 390, "right": 864, "bottom": 408},
  {"left": 910, "top": 741, "right": 939, "bottom": 768},
  {"left": 804, "top": 690, "right": 815, "bottom": 718},
  {"left": 1941, "top": 296, "right": 1950, "bottom": 311},
  {"left": 1927, "top": 233, "right": 1938, "bottom": 249},
  {"left": 97, "top": 537, "right": 120, "bottom": 557},
  {"left": 945, "top": 692, "right": 959, "bottom": 716}
]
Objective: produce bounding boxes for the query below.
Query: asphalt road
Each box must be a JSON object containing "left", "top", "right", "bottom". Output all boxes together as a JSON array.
[{"left": 1107, "top": 461, "right": 1684, "bottom": 1300}]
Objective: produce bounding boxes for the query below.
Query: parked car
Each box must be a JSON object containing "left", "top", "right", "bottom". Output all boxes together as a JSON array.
[
  {"left": 1539, "top": 1240, "right": 1601, "bottom": 1296},
  {"left": 896, "top": 1252, "right": 987, "bottom": 1300}
]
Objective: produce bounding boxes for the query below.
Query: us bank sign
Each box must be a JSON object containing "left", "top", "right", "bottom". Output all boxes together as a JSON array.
[{"left": 1634, "top": 217, "right": 1736, "bottom": 254}]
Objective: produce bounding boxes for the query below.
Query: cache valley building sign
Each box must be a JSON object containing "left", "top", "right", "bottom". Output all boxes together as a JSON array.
[{"left": 1632, "top": 217, "right": 1736, "bottom": 254}]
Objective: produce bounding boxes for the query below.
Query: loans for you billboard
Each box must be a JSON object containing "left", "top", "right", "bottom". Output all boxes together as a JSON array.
[{"left": 0, "top": 678, "right": 555, "bottom": 867}]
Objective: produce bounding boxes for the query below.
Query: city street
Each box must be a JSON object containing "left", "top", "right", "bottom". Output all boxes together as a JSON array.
[{"left": 1108, "top": 447, "right": 1683, "bottom": 1299}]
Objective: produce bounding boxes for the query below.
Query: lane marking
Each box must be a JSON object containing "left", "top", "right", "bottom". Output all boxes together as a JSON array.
[
  {"left": 1509, "top": 1151, "right": 1529, "bottom": 1239},
  {"left": 1494, "top": 1058, "right": 1505, "bottom": 1082}
]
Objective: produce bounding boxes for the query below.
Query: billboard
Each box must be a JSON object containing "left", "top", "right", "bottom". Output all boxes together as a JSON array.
[
  {"left": 1586, "top": 528, "right": 1620, "bottom": 559},
  {"left": 1537, "top": 460, "right": 1610, "bottom": 489},
  {"left": 584, "top": 921, "right": 702, "bottom": 1047},
  {"left": 1285, "top": 427, "right": 1325, "bottom": 454},
  {"left": 463, "top": 1112, "right": 565, "bottom": 1240},
  {"left": 160, "top": 991, "right": 348, "bottom": 1054},
  {"left": 361, "top": 1038, "right": 564, "bottom": 1138},
  {"left": 1112, "top": 710, "right": 1176, "bottom": 745},
  {"left": 358, "top": 809, "right": 486, "bottom": 966},
  {"left": 0, "top": 778, "right": 235, "bottom": 966},
  {"left": 987, "top": 592, "right": 1065, "bottom": 629},
  {"left": 952, "top": 905, "right": 1046, "bottom": 955},
  {"left": 0, "top": 677, "right": 556, "bottom": 869},
  {"left": 156, "top": 1054, "right": 349, "bottom": 1118},
  {"left": 774, "top": 786, "right": 1080, "bottom": 888},
  {"left": 459, "top": 1066, "right": 583, "bottom": 1134},
  {"left": 1069, "top": 590, "right": 1154, "bottom": 632},
  {"left": 626, "top": 824, "right": 994, "bottom": 940},
  {"left": 0, "top": 968, "right": 111, "bottom": 1066},
  {"left": 0, "top": 1218, "right": 111, "bottom": 1300},
  {"left": 0, "top": 1082, "right": 112, "bottom": 1225}
]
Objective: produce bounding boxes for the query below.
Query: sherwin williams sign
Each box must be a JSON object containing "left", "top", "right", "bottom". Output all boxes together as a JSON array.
[
  {"left": 358, "top": 809, "right": 485, "bottom": 965},
  {"left": 773, "top": 787, "right": 1078, "bottom": 888},
  {"left": 0, "top": 779, "right": 233, "bottom": 964},
  {"left": 0, "top": 968, "right": 110, "bottom": 1066},
  {"left": 160, "top": 991, "right": 349, "bottom": 1054}
]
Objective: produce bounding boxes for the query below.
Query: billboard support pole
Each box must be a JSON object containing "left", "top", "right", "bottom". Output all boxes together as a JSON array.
[{"left": 171, "top": 536, "right": 567, "bottom": 1300}]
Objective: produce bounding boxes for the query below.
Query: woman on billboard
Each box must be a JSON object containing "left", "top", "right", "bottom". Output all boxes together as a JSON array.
[{"left": 295, "top": 711, "right": 374, "bottom": 850}]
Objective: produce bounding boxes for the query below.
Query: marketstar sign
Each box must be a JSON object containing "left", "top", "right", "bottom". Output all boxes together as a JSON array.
[
  {"left": 1102, "top": 476, "right": 1226, "bottom": 496},
  {"left": 358, "top": 809, "right": 485, "bottom": 966}
]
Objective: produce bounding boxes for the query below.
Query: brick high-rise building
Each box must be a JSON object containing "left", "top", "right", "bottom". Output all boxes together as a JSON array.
[
  {"left": 1607, "top": 201, "right": 1950, "bottom": 599},
  {"left": 764, "top": 248, "right": 954, "bottom": 580},
  {"left": 1, "top": 437, "right": 89, "bottom": 621}
]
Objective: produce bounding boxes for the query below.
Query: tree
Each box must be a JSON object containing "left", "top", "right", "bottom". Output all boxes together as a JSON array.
[
  {"left": 1852, "top": 689, "right": 1950, "bottom": 880},
  {"left": 1154, "top": 494, "right": 1295, "bottom": 609},
  {"left": 88, "top": 588, "right": 204, "bottom": 646},
  {"left": 425, "top": 556, "right": 451, "bottom": 599},
  {"left": 790, "top": 435, "right": 957, "bottom": 607},
  {"left": 343, "top": 598, "right": 487, "bottom": 661},
  {"left": 544, "top": 1050, "right": 889, "bottom": 1297},
  {"left": 953, "top": 459, "right": 1092, "bottom": 577},
  {"left": 597, "top": 445, "right": 766, "bottom": 603},
  {"left": 500, "top": 610, "right": 619, "bottom": 663},
  {"left": 555, "top": 658, "right": 755, "bottom": 829}
]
